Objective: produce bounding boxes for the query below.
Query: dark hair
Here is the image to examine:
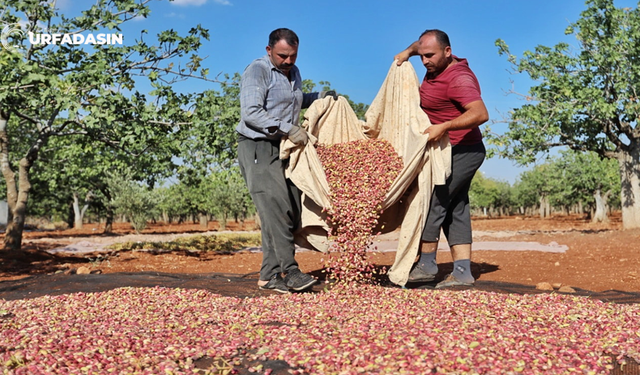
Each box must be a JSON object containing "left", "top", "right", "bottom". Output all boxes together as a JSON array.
[
  {"left": 268, "top": 28, "right": 299, "bottom": 48},
  {"left": 419, "top": 29, "right": 450, "bottom": 48}
]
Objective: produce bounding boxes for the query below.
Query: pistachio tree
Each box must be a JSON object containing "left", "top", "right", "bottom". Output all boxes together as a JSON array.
[
  {"left": 512, "top": 164, "right": 563, "bottom": 218},
  {"left": 491, "top": 0, "right": 640, "bottom": 228},
  {"left": 552, "top": 150, "right": 620, "bottom": 222},
  {"left": 469, "top": 172, "right": 513, "bottom": 217},
  {"left": 29, "top": 129, "right": 178, "bottom": 230},
  {"left": 0, "top": 0, "right": 209, "bottom": 250}
]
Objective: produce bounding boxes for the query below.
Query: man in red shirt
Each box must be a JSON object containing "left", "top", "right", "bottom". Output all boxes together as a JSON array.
[{"left": 395, "top": 29, "right": 489, "bottom": 288}]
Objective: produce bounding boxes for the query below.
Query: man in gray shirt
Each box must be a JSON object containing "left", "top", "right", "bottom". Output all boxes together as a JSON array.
[{"left": 236, "top": 28, "right": 336, "bottom": 293}]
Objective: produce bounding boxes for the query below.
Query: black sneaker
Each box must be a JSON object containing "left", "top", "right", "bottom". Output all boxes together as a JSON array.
[
  {"left": 284, "top": 269, "right": 317, "bottom": 291},
  {"left": 259, "top": 274, "right": 290, "bottom": 294}
]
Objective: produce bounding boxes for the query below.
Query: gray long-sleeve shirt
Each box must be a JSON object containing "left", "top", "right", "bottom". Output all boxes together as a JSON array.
[{"left": 236, "top": 55, "right": 319, "bottom": 140}]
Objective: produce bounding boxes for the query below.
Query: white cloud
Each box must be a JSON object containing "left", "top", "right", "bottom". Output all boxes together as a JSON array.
[
  {"left": 170, "top": 0, "right": 232, "bottom": 6},
  {"left": 165, "top": 12, "right": 186, "bottom": 19},
  {"left": 171, "top": 0, "right": 208, "bottom": 6}
]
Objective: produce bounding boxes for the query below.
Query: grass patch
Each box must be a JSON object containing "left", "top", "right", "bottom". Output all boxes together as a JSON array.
[{"left": 105, "top": 233, "right": 261, "bottom": 253}]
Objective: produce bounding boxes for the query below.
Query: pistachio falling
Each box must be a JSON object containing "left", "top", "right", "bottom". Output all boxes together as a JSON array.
[{"left": 317, "top": 139, "right": 403, "bottom": 284}]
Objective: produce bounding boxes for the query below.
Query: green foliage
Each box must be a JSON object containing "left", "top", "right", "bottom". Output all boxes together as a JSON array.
[
  {"left": 469, "top": 171, "right": 513, "bottom": 214},
  {"left": 205, "top": 167, "right": 255, "bottom": 227},
  {"left": 105, "top": 168, "right": 158, "bottom": 233},
  {"left": 549, "top": 150, "right": 620, "bottom": 209},
  {"left": 490, "top": 0, "right": 640, "bottom": 226},
  {"left": 24, "top": 130, "right": 177, "bottom": 224},
  {"left": 183, "top": 73, "right": 242, "bottom": 171},
  {"left": 105, "top": 232, "right": 261, "bottom": 253},
  {"left": 302, "top": 79, "right": 370, "bottom": 120},
  {"left": 153, "top": 166, "right": 255, "bottom": 226},
  {"left": 0, "top": 0, "right": 211, "bottom": 244},
  {"left": 490, "top": 0, "right": 639, "bottom": 163},
  {"left": 155, "top": 183, "right": 193, "bottom": 223},
  {"left": 512, "top": 164, "right": 558, "bottom": 209},
  {"left": 302, "top": 79, "right": 330, "bottom": 93},
  {"left": 0, "top": 1, "right": 385, "bottom": 235},
  {"left": 511, "top": 150, "right": 620, "bottom": 213}
]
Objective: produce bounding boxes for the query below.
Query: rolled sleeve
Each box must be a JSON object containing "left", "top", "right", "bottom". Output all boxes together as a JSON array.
[{"left": 302, "top": 92, "right": 320, "bottom": 109}]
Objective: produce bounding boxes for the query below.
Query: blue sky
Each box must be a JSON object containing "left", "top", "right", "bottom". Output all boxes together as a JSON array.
[{"left": 56, "top": 0, "right": 636, "bottom": 183}]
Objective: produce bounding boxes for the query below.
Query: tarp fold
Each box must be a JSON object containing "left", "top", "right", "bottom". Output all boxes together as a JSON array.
[{"left": 280, "top": 62, "right": 451, "bottom": 286}]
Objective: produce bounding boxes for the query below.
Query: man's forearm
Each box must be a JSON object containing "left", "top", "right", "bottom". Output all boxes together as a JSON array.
[
  {"left": 403, "top": 40, "right": 420, "bottom": 56},
  {"left": 395, "top": 41, "right": 420, "bottom": 64},
  {"left": 442, "top": 100, "right": 489, "bottom": 131}
]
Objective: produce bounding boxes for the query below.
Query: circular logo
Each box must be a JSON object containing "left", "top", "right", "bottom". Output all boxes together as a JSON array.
[{"left": 1, "top": 23, "right": 25, "bottom": 53}]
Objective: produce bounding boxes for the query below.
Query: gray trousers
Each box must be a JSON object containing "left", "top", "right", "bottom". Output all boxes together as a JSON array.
[
  {"left": 421, "top": 142, "right": 486, "bottom": 246},
  {"left": 237, "top": 136, "right": 301, "bottom": 280}
]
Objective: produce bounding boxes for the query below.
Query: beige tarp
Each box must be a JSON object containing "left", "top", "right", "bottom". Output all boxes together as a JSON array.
[{"left": 280, "top": 62, "right": 452, "bottom": 286}]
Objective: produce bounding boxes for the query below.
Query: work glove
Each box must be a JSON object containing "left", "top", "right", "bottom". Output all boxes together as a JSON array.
[
  {"left": 319, "top": 90, "right": 338, "bottom": 100},
  {"left": 287, "top": 126, "right": 309, "bottom": 146}
]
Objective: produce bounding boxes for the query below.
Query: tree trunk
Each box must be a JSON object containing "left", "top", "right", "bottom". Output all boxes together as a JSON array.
[
  {"left": 0, "top": 110, "right": 18, "bottom": 251},
  {"left": 618, "top": 146, "right": 640, "bottom": 229},
  {"left": 104, "top": 212, "right": 114, "bottom": 233},
  {"left": 592, "top": 189, "right": 610, "bottom": 223},
  {"left": 104, "top": 190, "right": 114, "bottom": 234},
  {"left": 539, "top": 195, "right": 549, "bottom": 219},
  {"left": 253, "top": 213, "right": 261, "bottom": 230},
  {"left": 73, "top": 193, "right": 83, "bottom": 229},
  {"left": 199, "top": 213, "right": 208, "bottom": 230},
  {"left": 72, "top": 192, "right": 91, "bottom": 229},
  {"left": 218, "top": 211, "right": 228, "bottom": 230},
  {"left": 0, "top": 109, "right": 43, "bottom": 251},
  {"left": 3, "top": 158, "right": 36, "bottom": 251},
  {"left": 545, "top": 199, "right": 551, "bottom": 218}
]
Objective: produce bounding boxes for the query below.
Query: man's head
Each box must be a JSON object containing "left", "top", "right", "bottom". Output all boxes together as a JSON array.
[
  {"left": 266, "top": 28, "right": 299, "bottom": 75},
  {"left": 417, "top": 29, "right": 452, "bottom": 77}
]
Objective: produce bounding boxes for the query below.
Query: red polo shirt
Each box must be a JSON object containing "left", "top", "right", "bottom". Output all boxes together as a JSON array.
[{"left": 419, "top": 56, "right": 483, "bottom": 145}]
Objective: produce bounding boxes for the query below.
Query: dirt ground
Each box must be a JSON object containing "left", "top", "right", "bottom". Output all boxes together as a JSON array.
[{"left": 1, "top": 213, "right": 639, "bottom": 294}]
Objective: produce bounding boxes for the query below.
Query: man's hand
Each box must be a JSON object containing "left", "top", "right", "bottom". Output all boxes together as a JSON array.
[
  {"left": 394, "top": 50, "right": 411, "bottom": 66},
  {"left": 395, "top": 41, "right": 419, "bottom": 66},
  {"left": 423, "top": 123, "right": 448, "bottom": 142},
  {"left": 288, "top": 126, "right": 309, "bottom": 145},
  {"left": 319, "top": 90, "right": 338, "bottom": 100}
]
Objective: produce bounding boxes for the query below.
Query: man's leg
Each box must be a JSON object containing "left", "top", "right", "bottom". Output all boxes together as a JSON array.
[
  {"left": 238, "top": 138, "right": 299, "bottom": 282},
  {"left": 407, "top": 241, "right": 439, "bottom": 282},
  {"left": 436, "top": 142, "right": 485, "bottom": 287},
  {"left": 411, "top": 167, "right": 455, "bottom": 282},
  {"left": 415, "top": 143, "right": 485, "bottom": 281},
  {"left": 437, "top": 196, "right": 474, "bottom": 286},
  {"left": 409, "top": 181, "right": 449, "bottom": 282}
]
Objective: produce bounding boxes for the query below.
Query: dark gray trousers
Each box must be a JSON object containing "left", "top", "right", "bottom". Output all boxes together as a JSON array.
[
  {"left": 421, "top": 142, "right": 486, "bottom": 246},
  {"left": 237, "top": 136, "right": 301, "bottom": 280}
]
